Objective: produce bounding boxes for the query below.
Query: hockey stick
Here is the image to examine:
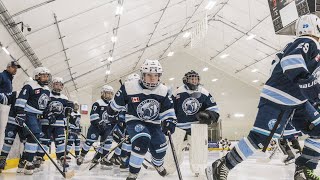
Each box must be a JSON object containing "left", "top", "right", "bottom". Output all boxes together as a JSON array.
[
  {"left": 259, "top": 110, "right": 295, "bottom": 162},
  {"left": 89, "top": 136, "right": 128, "bottom": 170},
  {"left": 79, "top": 133, "right": 99, "bottom": 151},
  {"left": 86, "top": 124, "right": 118, "bottom": 164},
  {"left": 262, "top": 111, "right": 285, "bottom": 152},
  {"left": 22, "top": 123, "right": 74, "bottom": 179},
  {"left": 168, "top": 131, "right": 183, "bottom": 180},
  {"left": 63, "top": 109, "right": 71, "bottom": 172}
]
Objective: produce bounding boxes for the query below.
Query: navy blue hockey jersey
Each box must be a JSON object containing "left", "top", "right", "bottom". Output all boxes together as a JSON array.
[
  {"left": 15, "top": 80, "right": 50, "bottom": 114},
  {"left": 110, "top": 80, "right": 176, "bottom": 124},
  {"left": 172, "top": 85, "right": 219, "bottom": 130},
  {"left": 261, "top": 37, "right": 320, "bottom": 107},
  {"left": 90, "top": 99, "right": 116, "bottom": 125},
  {"left": 41, "top": 91, "right": 69, "bottom": 127}
]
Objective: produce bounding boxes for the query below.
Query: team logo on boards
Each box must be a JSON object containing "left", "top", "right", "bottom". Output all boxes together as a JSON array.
[
  {"left": 38, "top": 94, "right": 50, "bottom": 110},
  {"left": 182, "top": 97, "right": 201, "bottom": 115},
  {"left": 137, "top": 99, "right": 160, "bottom": 120}
]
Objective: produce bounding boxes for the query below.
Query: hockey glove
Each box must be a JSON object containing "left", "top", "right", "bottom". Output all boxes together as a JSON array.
[
  {"left": 64, "top": 107, "right": 73, "bottom": 118},
  {"left": 162, "top": 119, "right": 177, "bottom": 135},
  {"left": 196, "top": 110, "right": 220, "bottom": 125},
  {"left": 47, "top": 112, "right": 57, "bottom": 125},
  {"left": 98, "top": 120, "right": 107, "bottom": 131},
  {"left": 297, "top": 75, "right": 320, "bottom": 104},
  {"left": 113, "top": 126, "right": 124, "bottom": 143},
  {"left": 15, "top": 113, "right": 26, "bottom": 127}
]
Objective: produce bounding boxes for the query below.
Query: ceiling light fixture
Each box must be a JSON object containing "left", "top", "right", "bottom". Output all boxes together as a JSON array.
[
  {"left": 205, "top": 0, "right": 217, "bottom": 10},
  {"left": 167, "top": 51, "right": 174, "bottom": 57},
  {"left": 220, "top": 53, "right": 229, "bottom": 59}
]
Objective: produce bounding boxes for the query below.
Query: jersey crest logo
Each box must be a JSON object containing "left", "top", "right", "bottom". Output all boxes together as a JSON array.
[
  {"left": 134, "top": 124, "right": 145, "bottom": 132},
  {"left": 131, "top": 97, "right": 140, "bottom": 103},
  {"left": 137, "top": 99, "right": 160, "bottom": 120},
  {"left": 102, "top": 111, "right": 109, "bottom": 121},
  {"left": 49, "top": 101, "right": 64, "bottom": 114},
  {"left": 268, "top": 119, "right": 280, "bottom": 130},
  {"left": 91, "top": 134, "right": 96, "bottom": 139},
  {"left": 7, "top": 131, "right": 14, "bottom": 138},
  {"left": 38, "top": 94, "right": 50, "bottom": 110},
  {"left": 182, "top": 97, "right": 201, "bottom": 115}
]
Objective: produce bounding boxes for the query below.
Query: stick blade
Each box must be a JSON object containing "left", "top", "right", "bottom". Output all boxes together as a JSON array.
[{"left": 65, "top": 170, "right": 75, "bottom": 179}]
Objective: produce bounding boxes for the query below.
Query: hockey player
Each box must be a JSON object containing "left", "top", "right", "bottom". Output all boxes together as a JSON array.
[
  {"left": 66, "top": 101, "right": 81, "bottom": 158},
  {"left": 110, "top": 73, "right": 141, "bottom": 170},
  {"left": 107, "top": 59, "right": 177, "bottom": 180},
  {"left": 76, "top": 85, "right": 116, "bottom": 169},
  {"left": 164, "top": 70, "right": 219, "bottom": 175},
  {"left": 36, "top": 77, "right": 71, "bottom": 170},
  {"left": 14, "top": 67, "right": 51, "bottom": 175},
  {"left": 0, "top": 61, "right": 22, "bottom": 172},
  {"left": 206, "top": 14, "right": 320, "bottom": 180},
  {"left": 173, "top": 70, "right": 219, "bottom": 133}
]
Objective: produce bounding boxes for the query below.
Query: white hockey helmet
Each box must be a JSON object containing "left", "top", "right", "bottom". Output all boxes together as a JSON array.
[
  {"left": 73, "top": 101, "right": 79, "bottom": 111},
  {"left": 295, "top": 14, "right": 320, "bottom": 38},
  {"left": 126, "top": 73, "right": 140, "bottom": 82},
  {"left": 52, "top": 77, "right": 64, "bottom": 84},
  {"left": 101, "top": 85, "right": 114, "bottom": 101},
  {"left": 101, "top": 85, "right": 114, "bottom": 93},
  {"left": 140, "top": 59, "right": 163, "bottom": 89},
  {"left": 33, "top": 67, "right": 51, "bottom": 85}
]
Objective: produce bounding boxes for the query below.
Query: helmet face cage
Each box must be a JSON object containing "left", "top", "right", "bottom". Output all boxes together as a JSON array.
[
  {"left": 140, "top": 60, "right": 163, "bottom": 90},
  {"left": 52, "top": 77, "right": 64, "bottom": 93},
  {"left": 33, "top": 67, "right": 51, "bottom": 86},
  {"left": 101, "top": 85, "right": 114, "bottom": 101},
  {"left": 141, "top": 73, "right": 162, "bottom": 90},
  {"left": 183, "top": 70, "right": 200, "bottom": 90}
]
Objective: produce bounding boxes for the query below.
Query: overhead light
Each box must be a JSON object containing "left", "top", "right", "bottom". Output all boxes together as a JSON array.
[
  {"left": 220, "top": 53, "right": 229, "bottom": 59},
  {"left": 221, "top": 92, "right": 226, "bottom": 96},
  {"left": 115, "top": 6, "right": 124, "bottom": 15},
  {"left": 107, "top": 56, "right": 113, "bottom": 62},
  {"left": 105, "top": 70, "right": 111, "bottom": 75},
  {"left": 203, "top": 67, "right": 209, "bottom": 71},
  {"left": 246, "top": 34, "right": 256, "bottom": 40},
  {"left": 111, "top": 36, "right": 118, "bottom": 42},
  {"left": 212, "top": 78, "right": 218, "bottom": 82},
  {"left": 103, "top": 21, "right": 108, "bottom": 28},
  {"left": 205, "top": 0, "right": 217, "bottom": 10},
  {"left": 29, "top": 77, "right": 33, "bottom": 80},
  {"left": 167, "top": 51, "right": 174, "bottom": 57},
  {"left": 252, "top": 79, "right": 259, "bottom": 83},
  {"left": 183, "top": 32, "right": 191, "bottom": 38},
  {"left": 251, "top": 69, "right": 258, "bottom": 72},
  {"left": 169, "top": 78, "right": 175, "bottom": 81},
  {"left": 2, "top": 47, "right": 10, "bottom": 55},
  {"left": 234, "top": 113, "right": 245, "bottom": 118}
]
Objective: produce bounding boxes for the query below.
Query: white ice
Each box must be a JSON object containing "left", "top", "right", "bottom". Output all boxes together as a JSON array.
[{"left": 0, "top": 150, "right": 317, "bottom": 180}]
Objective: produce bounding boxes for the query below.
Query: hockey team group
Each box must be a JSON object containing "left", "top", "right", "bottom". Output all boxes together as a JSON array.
[{"left": 1, "top": 13, "right": 320, "bottom": 180}]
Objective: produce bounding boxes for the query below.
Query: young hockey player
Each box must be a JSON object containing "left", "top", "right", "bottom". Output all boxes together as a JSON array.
[
  {"left": 108, "top": 60, "right": 177, "bottom": 180},
  {"left": 206, "top": 14, "right": 320, "bottom": 180},
  {"left": 66, "top": 101, "right": 81, "bottom": 158},
  {"left": 36, "top": 77, "right": 71, "bottom": 170},
  {"left": 76, "top": 85, "right": 116, "bottom": 169},
  {"left": 14, "top": 67, "right": 51, "bottom": 175}
]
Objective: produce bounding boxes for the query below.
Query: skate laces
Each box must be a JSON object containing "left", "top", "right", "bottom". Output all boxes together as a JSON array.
[{"left": 305, "top": 169, "right": 320, "bottom": 180}]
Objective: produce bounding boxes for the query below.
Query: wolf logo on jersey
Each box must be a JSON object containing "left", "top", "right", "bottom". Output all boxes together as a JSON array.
[
  {"left": 102, "top": 111, "right": 109, "bottom": 121},
  {"left": 182, "top": 97, "right": 201, "bottom": 115},
  {"left": 48, "top": 101, "right": 63, "bottom": 114},
  {"left": 38, "top": 93, "right": 50, "bottom": 109},
  {"left": 137, "top": 99, "right": 160, "bottom": 120}
]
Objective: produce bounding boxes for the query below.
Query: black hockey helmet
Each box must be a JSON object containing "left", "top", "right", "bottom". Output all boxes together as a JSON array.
[{"left": 183, "top": 70, "right": 200, "bottom": 90}]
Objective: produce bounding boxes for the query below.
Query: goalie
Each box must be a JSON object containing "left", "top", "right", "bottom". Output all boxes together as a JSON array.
[{"left": 163, "top": 70, "right": 220, "bottom": 176}]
